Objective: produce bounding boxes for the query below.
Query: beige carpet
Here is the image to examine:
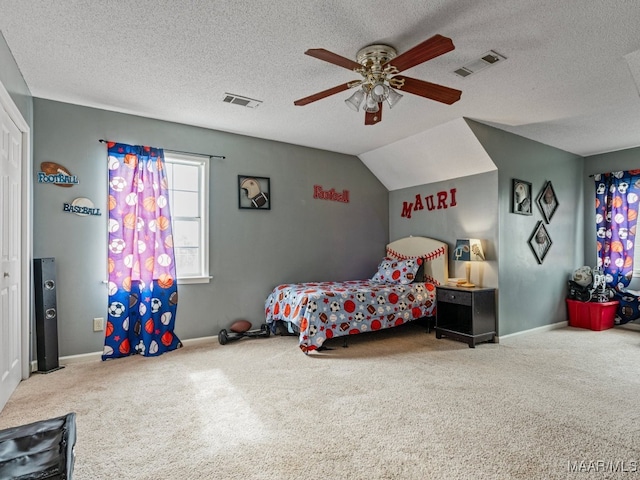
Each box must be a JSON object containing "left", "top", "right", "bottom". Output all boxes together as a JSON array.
[{"left": 1, "top": 323, "right": 640, "bottom": 480}]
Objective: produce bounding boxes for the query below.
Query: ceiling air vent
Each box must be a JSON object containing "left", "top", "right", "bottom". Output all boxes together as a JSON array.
[
  {"left": 222, "top": 93, "right": 263, "bottom": 108},
  {"left": 453, "top": 50, "right": 506, "bottom": 78},
  {"left": 454, "top": 67, "right": 473, "bottom": 78}
]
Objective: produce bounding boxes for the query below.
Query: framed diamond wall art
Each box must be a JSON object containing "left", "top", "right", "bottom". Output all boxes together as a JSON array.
[
  {"left": 537, "top": 181, "right": 558, "bottom": 223},
  {"left": 528, "top": 221, "right": 552, "bottom": 264}
]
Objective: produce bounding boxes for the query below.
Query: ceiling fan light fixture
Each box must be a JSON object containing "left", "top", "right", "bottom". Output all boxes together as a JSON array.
[
  {"left": 344, "top": 88, "right": 365, "bottom": 111},
  {"left": 364, "top": 94, "right": 380, "bottom": 113},
  {"left": 385, "top": 87, "right": 403, "bottom": 108},
  {"left": 370, "top": 82, "right": 389, "bottom": 103}
]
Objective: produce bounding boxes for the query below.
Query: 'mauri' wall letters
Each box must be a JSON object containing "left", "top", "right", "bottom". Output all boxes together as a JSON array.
[{"left": 401, "top": 188, "right": 457, "bottom": 219}]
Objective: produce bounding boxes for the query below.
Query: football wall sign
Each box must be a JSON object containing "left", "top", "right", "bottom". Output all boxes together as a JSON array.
[
  {"left": 38, "top": 162, "right": 79, "bottom": 187},
  {"left": 313, "top": 185, "right": 350, "bottom": 203}
]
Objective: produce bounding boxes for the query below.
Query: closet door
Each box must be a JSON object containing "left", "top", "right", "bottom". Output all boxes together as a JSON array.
[{"left": 0, "top": 101, "right": 22, "bottom": 412}]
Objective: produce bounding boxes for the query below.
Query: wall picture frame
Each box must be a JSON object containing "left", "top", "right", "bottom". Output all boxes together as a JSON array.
[
  {"left": 238, "top": 175, "right": 270, "bottom": 210},
  {"left": 536, "top": 180, "right": 558, "bottom": 223},
  {"left": 528, "top": 221, "right": 552, "bottom": 264},
  {"left": 511, "top": 179, "right": 532, "bottom": 215}
]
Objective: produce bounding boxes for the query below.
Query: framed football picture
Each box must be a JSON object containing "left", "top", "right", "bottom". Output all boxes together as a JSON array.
[{"left": 238, "top": 175, "right": 270, "bottom": 210}]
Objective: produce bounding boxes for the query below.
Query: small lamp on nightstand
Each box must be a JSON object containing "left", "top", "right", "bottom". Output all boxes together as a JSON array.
[{"left": 453, "top": 238, "right": 485, "bottom": 288}]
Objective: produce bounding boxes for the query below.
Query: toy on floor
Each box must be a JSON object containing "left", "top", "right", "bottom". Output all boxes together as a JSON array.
[{"left": 218, "top": 320, "right": 271, "bottom": 345}]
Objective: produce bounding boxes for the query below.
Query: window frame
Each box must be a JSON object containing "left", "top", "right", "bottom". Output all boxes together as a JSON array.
[
  {"left": 634, "top": 243, "right": 640, "bottom": 278},
  {"left": 164, "top": 151, "right": 211, "bottom": 284},
  {"left": 631, "top": 194, "right": 640, "bottom": 278}
]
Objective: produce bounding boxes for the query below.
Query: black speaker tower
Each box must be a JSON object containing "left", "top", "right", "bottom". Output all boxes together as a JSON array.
[{"left": 33, "top": 258, "right": 62, "bottom": 373}]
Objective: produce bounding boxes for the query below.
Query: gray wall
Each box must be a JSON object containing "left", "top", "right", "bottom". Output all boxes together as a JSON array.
[
  {"left": 583, "top": 146, "right": 640, "bottom": 266},
  {"left": 466, "top": 120, "right": 584, "bottom": 336},
  {"left": 387, "top": 119, "right": 587, "bottom": 337},
  {"left": 0, "top": 32, "right": 32, "bottom": 126},
  {"left": 389, "top": 171, "right": 499, "bottom": 291},
  {"left": 33, "top": 99, "right": 389, "bottom": 356}
]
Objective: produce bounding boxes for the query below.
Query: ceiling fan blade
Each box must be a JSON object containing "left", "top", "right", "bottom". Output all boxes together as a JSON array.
[
  {"left": 305, "top": 49, "right": 362, "bottom": 71},
  {"left": 384, "top": 34, "right": 455, "bottom": 73},
  {"left": 393, "top": 75, "right": 461, "bottom": 105},
  {"left": 294, "top": 82, "right": 354, "bottom": 106},
  {"left": 365, "top": 103, "right": 383, "bottom": 125}
]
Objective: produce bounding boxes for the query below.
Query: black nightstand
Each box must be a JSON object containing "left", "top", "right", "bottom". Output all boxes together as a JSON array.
[{"left": 434, "top": 285, "right": 497, "bottom": 348}]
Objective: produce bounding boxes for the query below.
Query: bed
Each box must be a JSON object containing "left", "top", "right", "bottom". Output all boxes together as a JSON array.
[{"left": 264, "top": 236, "right": 449, "bottom": 353}]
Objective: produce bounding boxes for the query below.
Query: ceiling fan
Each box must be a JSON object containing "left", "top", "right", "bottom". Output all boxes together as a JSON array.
[{"left": 294, "top": 34, "right": 462, "bottom": 125}]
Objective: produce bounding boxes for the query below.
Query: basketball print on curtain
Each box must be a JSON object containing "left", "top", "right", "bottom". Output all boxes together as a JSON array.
[{"left": 104, "top": 142, "right": 181, "bottom": 359}]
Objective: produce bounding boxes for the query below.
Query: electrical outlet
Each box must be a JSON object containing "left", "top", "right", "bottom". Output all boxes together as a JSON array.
[{"left": 93, "top": 317, "right": 104, "bottom": 332}]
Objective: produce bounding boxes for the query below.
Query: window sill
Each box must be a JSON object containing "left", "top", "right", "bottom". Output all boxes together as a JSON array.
[{"left": 177, "top": 276, "right": 212, "bottom": 285}]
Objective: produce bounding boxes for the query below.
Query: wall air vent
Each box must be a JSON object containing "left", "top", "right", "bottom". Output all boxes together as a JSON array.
[
  {"left": 222, "top": 93, "right": 263, "bottom": 108},
  {"left": 453, "top": 50, "right": 506, "bottom": 78}
]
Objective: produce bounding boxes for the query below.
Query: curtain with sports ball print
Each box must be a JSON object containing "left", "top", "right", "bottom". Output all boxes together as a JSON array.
[
  {"left": 594, "top": 171, "right": 640, "bottom": 324},
  {"left": 104, "top": 142, "right": 181, "bottom": 360}
]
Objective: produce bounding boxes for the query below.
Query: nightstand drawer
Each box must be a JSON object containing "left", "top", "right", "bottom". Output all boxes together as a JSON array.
[{"left": 437, "top": 289, "right": 472, "bottom": 306}]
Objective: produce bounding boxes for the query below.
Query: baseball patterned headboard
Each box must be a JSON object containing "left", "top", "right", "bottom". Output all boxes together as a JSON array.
[{"left": 386, "top": 236, "right": 449, "bottom": 286}]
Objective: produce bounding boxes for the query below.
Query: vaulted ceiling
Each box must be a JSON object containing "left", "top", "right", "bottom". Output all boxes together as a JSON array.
[{"left": 1, "top": 1, "right": 639, "bottom": 174}]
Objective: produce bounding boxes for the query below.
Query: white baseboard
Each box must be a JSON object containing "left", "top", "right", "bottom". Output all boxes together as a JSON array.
[
  {"left": 181, "top": 335, "right": 217, "bottom": 347},
  {"left": 497, "top": 320, "right": 568, "bottom": 341},
  {"left": 30, "top": 335, "right": 218, "bottom": 372}
]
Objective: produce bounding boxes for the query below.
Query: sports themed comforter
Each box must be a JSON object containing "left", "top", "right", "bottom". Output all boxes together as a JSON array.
[{"left": 264, "top": 279, "right": 436, "bottom": 353}]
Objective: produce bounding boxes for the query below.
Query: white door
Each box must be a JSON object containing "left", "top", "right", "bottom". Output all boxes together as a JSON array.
[{"left": 0, "top": 101, "right": 22, "bottom": 411}]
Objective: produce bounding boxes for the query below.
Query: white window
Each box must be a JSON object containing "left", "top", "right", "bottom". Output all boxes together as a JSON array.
[
  {"left": 628, "top": 243, "right": 640, "bottom": 291},
  {"left": 164, "top": 152, "right": 210, "bottom": 284}
]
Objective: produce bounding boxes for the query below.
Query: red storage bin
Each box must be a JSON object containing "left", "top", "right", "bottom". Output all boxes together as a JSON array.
[{"left": 566, "top": 299, "right": 618, "bottom": 331}]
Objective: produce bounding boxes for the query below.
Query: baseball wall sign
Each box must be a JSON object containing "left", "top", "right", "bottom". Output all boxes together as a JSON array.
[
  {"left": 38, "top": 162, "right": 79, "bottom": 187},
  {"left": 63, "top": 197, "right": 102, "bottom": 216}
]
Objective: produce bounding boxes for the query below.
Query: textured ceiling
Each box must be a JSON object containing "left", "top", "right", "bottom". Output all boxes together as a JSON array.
[{"left": 1, "top": 0, "right": 640, "bottom": 163}]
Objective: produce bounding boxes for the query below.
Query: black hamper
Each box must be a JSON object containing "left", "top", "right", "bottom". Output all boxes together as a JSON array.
[{"left": 0, "top": 412, "right": 76, "bottom": 480}]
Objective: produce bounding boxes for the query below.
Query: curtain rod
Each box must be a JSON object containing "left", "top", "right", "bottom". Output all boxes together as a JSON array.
[
  {"left": 589, "top": 171, "right": 635, "bottom": 178},
  {"left": 98, "top": 139, "right": 225, "bottom": 159}
]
